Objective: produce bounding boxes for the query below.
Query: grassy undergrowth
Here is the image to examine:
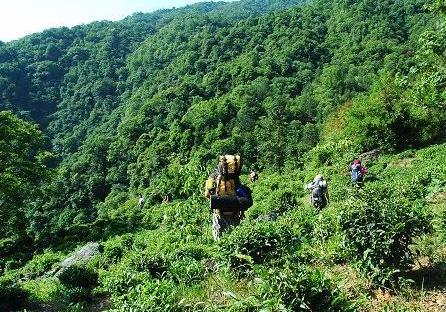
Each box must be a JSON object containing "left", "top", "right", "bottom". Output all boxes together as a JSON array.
[{"left": 2, "top": 143, "right": 446, "bottom": 311}]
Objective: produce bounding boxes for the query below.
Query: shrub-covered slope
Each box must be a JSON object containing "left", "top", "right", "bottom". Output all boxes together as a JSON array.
[
  {"left": 1, "top": 0, "right": 446, "bottom": 310},
  {"left": 5, "top": 140, "right": 446, "bottom": 311}
]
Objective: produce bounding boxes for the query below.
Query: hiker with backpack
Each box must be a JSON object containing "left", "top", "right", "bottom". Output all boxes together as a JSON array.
[
  {"left": 349, "top": 158, "right": 368, "bottom": 187},
  {"left": 163, "top": 192, "right": 173, "bottom": 203},
  {"left": 305, "top": 174, "right": 329, "bottom": 210},
  {"left": 205, "top": 155, "right": 253, "bottom": 241},
  {"left": 249, "top": 169, "right": 259, "bottom": 182},
  {"left": 137, "top": 194, "right": 144, "bottom": 208}
]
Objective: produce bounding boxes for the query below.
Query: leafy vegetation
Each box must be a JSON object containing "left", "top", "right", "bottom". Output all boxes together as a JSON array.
[
  {"left": 1, "top": 0, "right": 446, "bottom": 310},
  {"left": 340, "top": 183, "right": 432, "bottom": 285}
]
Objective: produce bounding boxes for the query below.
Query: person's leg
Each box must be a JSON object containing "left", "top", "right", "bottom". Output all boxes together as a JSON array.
[
  {"left": 213, "top": 213, "right": 240, "bottom": 240},
  {"left": 212, "top": 213, "right": 222, "bottom": 241}
]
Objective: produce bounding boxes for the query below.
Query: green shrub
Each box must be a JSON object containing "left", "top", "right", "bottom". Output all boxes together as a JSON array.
[
  {"left": 308, "top": 139, "right": 356, "bottom": 167},
  {"left": 21, "top": 278, "right": 62, "bottom": 304},
  {"left": 58, "top": 265, "right": 99, "bottom": 289},
  {"left": 170, "top": 244, "right": 210, "bottom": 261},
  {"left": 275, "top": 191, "right": 298, "bottom": 215},
  {"left": 246, "top": 171, "right": 305, "bottom": 220},
  {"left": 21, "top": 251, "right": 64, "bottom": 279},
  {"left": 61, "top": 286, "right": 91, "bottom": 303},
  {"left": 100, "top": 264, "right": 151, "bottom": 296},
  {"left": 102, "top": 234, "right": 134, "bottom": 266},
  {"left": 280, "top": 205, "right": 318, "bottom": 239},
  {"left": 219, "top": 221, "right": 300, "bottom": 272},
  {"left": 0, "top": 276, "right": 28, "bottom": 311},
  {"left": 108, "top": 279, "right": 180, "bottom": 312},
  {"left": 439, "top": 209, "right": 446, "bottom": 243},
  {"left": 168, "top": 258, "right": 205, "bottom": 284},
  {"left": 258, "top": 264, "right": 356, "bottom": 311},
  {"left": 306, "top": 205, "right": 352, "bottom": 263},
  {"left": 340, "top": 183, "right": 432, "bottom": 285},
  {"left": 125, "top": 250, "right": 168, "bottom": 278}
]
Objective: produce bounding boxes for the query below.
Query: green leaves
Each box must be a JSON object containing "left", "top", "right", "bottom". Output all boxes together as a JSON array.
[
  {"left": 219, "top": 220, "right": 300, "bottom": 272},
  {"left": 0, "top": 111, "right": 49, "bottom": 242},
  {"left": 340, "top": 183, "right": 433, "bottom": 285}
]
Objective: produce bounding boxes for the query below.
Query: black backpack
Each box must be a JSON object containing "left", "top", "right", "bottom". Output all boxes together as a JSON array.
[{"left": 312, "top": 180, "right": 327, "bottom": 208}]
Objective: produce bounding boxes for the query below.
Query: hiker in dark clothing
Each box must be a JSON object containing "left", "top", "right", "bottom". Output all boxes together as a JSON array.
[
  {"left": 249, "top": 169, "right": 259, "bottom": 182},
  {"left": 305, "top": 174, "right": 329, "bottom": 210}
]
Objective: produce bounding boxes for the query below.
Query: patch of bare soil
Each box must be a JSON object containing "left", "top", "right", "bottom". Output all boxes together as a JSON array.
[
  {"left": 429, "top": 190, "right": 446, "bottom": 204},
  {"left": 25, "top": 295, "right": 111, "bottom": 312},
  {"left": 422, "top": 291, "right": 446, "bottom": 312},
  {"left": 390, "top": 158, "right": 416, "bottom": 168}
]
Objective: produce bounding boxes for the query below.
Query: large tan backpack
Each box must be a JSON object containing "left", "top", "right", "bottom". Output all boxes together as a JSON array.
[
  {"left": 217, "top": 155, "right": 241, "bottom": 179},
  {"left": 204, "top": 155, "right": 242, "bottom": 198},
  {"left": 204, "top": 175, "right": 237, "bottom": 197},
  {"left": 215, "top": 178, "right": 236, "bottom": 196}
]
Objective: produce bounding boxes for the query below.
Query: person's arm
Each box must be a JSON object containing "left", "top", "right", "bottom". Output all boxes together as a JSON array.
[{"left": 306, "top": 181, "right": 315, "bottom": 190}]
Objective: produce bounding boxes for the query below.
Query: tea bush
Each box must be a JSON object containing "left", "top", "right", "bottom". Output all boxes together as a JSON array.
[
  {"left": 340, "top": 183, "right": 432, "bottom": 285},
  {"left": 0, "top": 276, "right": 28, "bottom": 311},
  {"left": 246, "top": 171, "right": 305, "bottom": 219},
  {"left": 101, "top": 236, "right": 129, "bottom": 266},
  {"left": 21, "top": 278, "right": 62, "bottom": 304},
  {"left": 20, "top": 251, "right": 65, "bottom": 279},
  {"left": 58, "top": 265, "right": 99, "bottom": 289},
  {"left": 124, "top": 250, "right": 169, "bottom": 277},
  {"left": 280, "top": 205, "right": 318, "bottom": 239},
  {"left": 61, "top": 286, "right": 91, "bottom": 304},
  {"left": 439, "top": 209, "right": 446, "bottom": 243},
  {"left": 258, "top": 264, "right": 356, "bottom": 311},
  {"left": 306, "top": 205, "right": 352, "bottom": 263},
  {"left": 219, "top": 221, "right": 300, "bottom": 272},
  {"left": 108, "top": 278, "right": 180, "bottom": 312},
  {"left": 170, "top": 244, "right": 210, "bottom": 261},
  {"left": 100, "top": 264, "right": 151, "bottom": 296},
  {"left": 168, "top": 258, "right": 205, "bottom": 284}
]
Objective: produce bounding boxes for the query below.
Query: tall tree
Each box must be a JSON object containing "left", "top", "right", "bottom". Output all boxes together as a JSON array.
[{"left": 0, "top": 111, "right": 50, "bottom": 242}]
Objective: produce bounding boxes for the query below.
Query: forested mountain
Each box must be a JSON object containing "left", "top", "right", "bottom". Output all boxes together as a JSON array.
[{"left": 1, "top": 0, "right": 445, "bottom": 310}]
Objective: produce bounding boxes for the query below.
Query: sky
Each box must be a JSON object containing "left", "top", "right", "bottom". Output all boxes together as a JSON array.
[{"left": 0, "top": 0, "right": 225, "bottom": 42}]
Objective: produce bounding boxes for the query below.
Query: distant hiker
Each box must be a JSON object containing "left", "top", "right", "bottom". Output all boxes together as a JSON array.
[
  {"left": 349, "top": 158, "right": 368, "bottom": 187},
  {"left": 205, "top": 155, "right": 252, "bottom": 241},
  {"left": 163, "top": 192, "right": 173, "bottom": 203},
  {"left": 137, "top": 194, "right": 145, "bottom": 208},
  {"left": 305, "top": 174, "right": 329, "bottom": 210},
  {"left": 249, "top": 169, "right": 259, "bottom": 182}
]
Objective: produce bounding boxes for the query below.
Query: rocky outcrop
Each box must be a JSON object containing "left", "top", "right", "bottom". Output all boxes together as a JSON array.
[{"left": 48, "top": 242, "right": 100, "bottom": 277}]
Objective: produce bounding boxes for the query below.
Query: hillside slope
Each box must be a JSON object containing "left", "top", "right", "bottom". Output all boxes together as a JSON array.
[
  {"left": 4, "top": 136, "right": 446, "bottom": 311},
  {"left": 1, "top": 0, "right": 446, "bottom": 311}
]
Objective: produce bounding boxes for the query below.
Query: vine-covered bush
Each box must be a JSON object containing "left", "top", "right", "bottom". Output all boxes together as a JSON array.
[{"left": 58, "top": 265, "right": 99, "bottom": 304}]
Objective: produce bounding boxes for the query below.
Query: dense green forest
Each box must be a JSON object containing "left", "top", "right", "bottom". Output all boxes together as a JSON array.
[{"left": 1, "top": 0, "right": 445, "bottom": 310}]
